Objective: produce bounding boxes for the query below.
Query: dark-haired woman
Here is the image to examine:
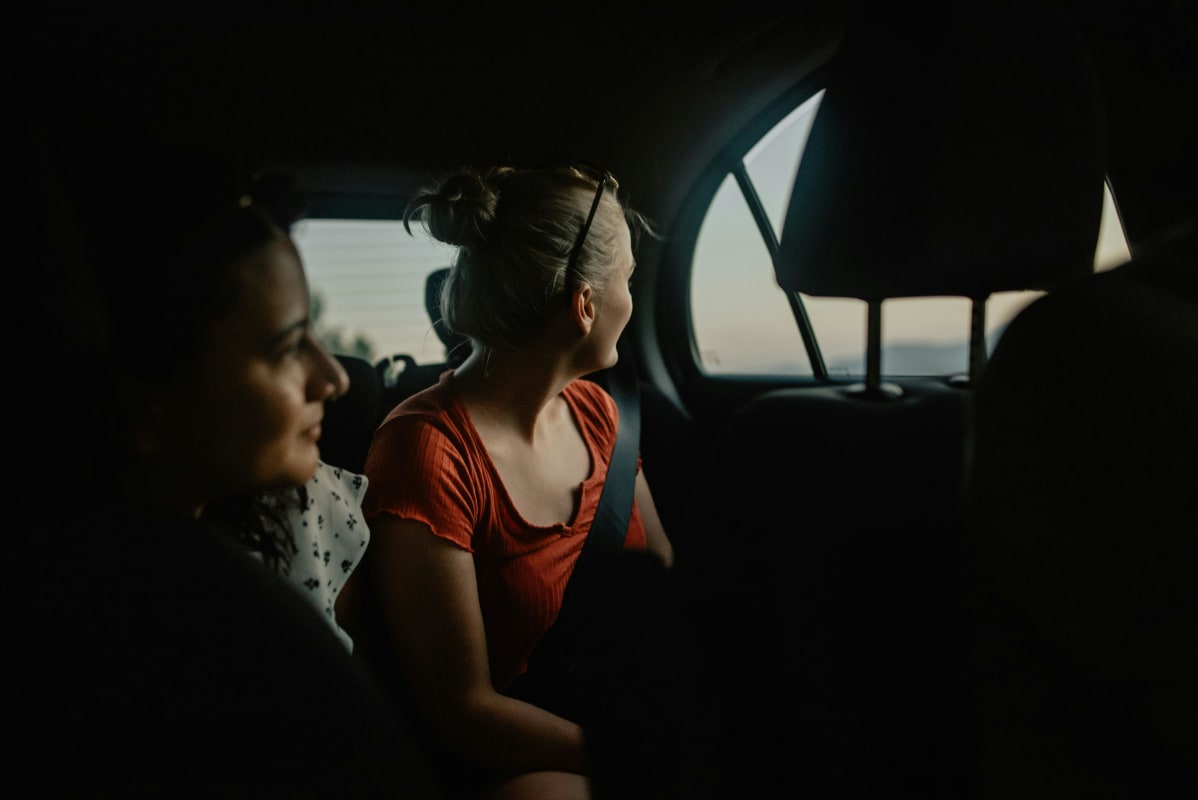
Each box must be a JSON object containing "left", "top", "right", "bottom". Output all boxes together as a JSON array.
[{"left": 32, "top": 137, "right": 438, "bottom": 797}]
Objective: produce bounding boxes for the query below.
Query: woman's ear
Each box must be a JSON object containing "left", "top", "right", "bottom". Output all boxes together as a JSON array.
[{"left": 570, "top": 283, "right": 596, "bottom": 335}]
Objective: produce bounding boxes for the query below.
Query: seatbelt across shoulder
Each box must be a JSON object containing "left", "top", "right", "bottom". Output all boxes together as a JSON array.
[
  {"left": 559, "top": 336, "right": 640, "bottom": 605},
  {"left": 590, "top": 338, "right": 640, "bottom": 546},
  {"left": 508, "top": 338, "right": 643, "bottom": 716}
]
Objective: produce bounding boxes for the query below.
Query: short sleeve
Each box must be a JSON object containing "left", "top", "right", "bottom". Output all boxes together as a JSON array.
[{"left": 361, "top": 412, "right": 488, "bottom": 553}]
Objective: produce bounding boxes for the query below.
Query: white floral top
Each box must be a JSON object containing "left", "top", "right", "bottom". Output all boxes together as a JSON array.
[{"left": 267, "top": 460, "right": 370, "bottom": 651}]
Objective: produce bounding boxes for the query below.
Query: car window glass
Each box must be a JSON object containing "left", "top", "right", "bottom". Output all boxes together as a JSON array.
[
  {"left": 293, "top": 219, "right": 456, "bottom": 365},
  {"left": 1094, "top": 182, "right": 1132, "bottom": 272},
  {"left": 744, "top": 91, "right": 823, "bottom": 236},
  {"left": 802, "top": 294, "right": 866, "bottom": 377},
  {"left": 691, "top": 175, "right": 813, "bottom": 374}
]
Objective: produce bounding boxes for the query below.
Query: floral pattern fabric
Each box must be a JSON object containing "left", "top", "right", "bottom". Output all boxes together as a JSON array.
[{"left": 274, "top": 460, "right": 370, "bottom": 651}]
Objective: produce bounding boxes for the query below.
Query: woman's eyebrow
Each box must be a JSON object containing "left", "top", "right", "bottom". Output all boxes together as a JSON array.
[{"left": 269, "top": 316, "right": 310, "bottom": 345}]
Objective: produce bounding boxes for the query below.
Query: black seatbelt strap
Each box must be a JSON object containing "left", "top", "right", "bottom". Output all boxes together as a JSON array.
[
  {"left": 591, "top": 338, "right": 641, "bottom": 544},
  {"left": 559, "top": 335, "right": 640, "bottom": 607},
  {"left": 508, "top": 337, "right": 643, "bottom": 718}
]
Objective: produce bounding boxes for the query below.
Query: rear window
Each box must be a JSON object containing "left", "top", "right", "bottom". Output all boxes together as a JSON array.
[{"left": 293, "top": 220, "right": 455, "bottom": 366}]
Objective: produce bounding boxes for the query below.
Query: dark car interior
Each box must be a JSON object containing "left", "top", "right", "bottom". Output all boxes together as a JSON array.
[{"left": 20, "top": 0, "right": 1196, "bottom": 795}]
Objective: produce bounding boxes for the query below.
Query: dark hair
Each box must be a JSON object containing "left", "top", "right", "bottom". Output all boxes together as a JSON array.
[
  {"left": 208, "top": 484, "right": 311, "bottom": 573},
  {"left": 73, "top": 143, "right": 307, "bottom": 382},
  {"left": 404, "top": 165, "right": 655, "bottom": 361},
  {"left": 54, "top": 137, "right": 310, "bottom": 564}
]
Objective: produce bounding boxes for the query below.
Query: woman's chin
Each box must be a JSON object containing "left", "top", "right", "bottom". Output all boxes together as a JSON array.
[{"left": 284, "top": 447, "right": 322, "bottom": 486}]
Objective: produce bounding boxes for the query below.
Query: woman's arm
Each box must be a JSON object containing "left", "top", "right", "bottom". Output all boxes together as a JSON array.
[
  {"left": 635, "top": 470, "right": 674, "bottom": 569},
  {"left": 368, "top": 513, "right": 591, "bottom": 776}
]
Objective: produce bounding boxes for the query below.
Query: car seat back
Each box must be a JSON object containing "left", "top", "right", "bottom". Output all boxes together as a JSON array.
[
  {"left": 692, "top": 6, "right": 1108, "bottom": 795},
  {"left": 961, "top": 230, "right": 1198, "bottom": 795}
]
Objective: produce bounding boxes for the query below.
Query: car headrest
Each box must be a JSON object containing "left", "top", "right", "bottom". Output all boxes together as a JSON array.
[
  {"left": 426, "top": 266, "right": 470, "bottom": 367},
  {"left": 320, "top": 354, "right": 384, "bottom": 474},
  {"left": 776, "top": 6, "right": 1107, "bottom": 301}
]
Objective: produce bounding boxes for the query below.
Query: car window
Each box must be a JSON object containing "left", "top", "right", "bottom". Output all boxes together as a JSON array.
[
  {"left": 293, "top": 219, "right": 456, "bottom": 365},
  {"left": 691, "top": 89, "right": 1132, "bottom": 377}
]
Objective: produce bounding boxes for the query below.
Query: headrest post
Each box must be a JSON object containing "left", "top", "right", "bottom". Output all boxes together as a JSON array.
[
  {"left": 866, "top": 299, "right": 882, "bottom": 394},
  {"left": 846, "top": 299, "right": 902, "bottom": 401},
  {"left": 968, "top": 297, "right": 989, "bottom": 387}
]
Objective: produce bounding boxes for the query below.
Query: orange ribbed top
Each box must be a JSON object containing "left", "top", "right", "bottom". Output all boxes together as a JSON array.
[{"left": 361, "top": 370, "right": 646, "bottom": 691}]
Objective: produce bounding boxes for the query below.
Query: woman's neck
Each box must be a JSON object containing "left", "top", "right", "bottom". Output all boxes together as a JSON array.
[{"left": 452, "top": 348, "right": 576, "bottom": 441}]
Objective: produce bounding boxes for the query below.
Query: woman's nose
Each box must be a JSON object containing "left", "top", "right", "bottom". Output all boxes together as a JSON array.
[
  {"left": 312, "top": 340, "right": 350, "bottom": 402},
  {"left": 328, "top": 357, "right": 350, "bottom": 399}
]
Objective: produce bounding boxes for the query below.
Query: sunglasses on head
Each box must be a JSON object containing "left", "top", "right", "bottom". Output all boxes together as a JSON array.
[{"left": 565, "top": 165, "right": 618, "bottom": 283}]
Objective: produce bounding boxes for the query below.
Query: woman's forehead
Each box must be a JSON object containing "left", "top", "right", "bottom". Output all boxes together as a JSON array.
[{"left": 218, "top": 239, "right": 309, "bottom": 341}]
